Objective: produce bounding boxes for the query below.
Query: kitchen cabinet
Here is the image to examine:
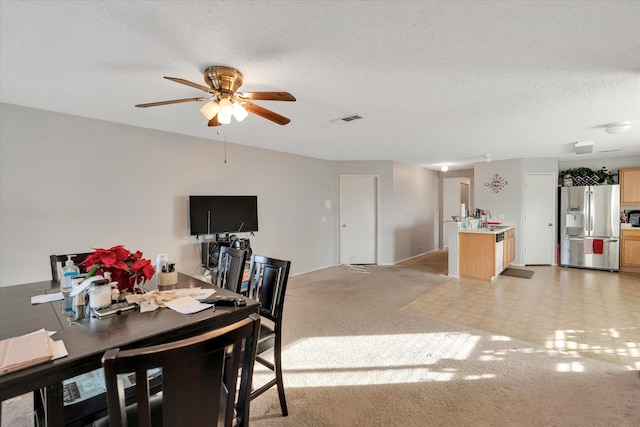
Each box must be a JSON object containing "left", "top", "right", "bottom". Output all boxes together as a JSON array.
[
  {"left": 503, "top": 228, "right": 515, "bottom": 268},
  {"left": 459, "top": 233, "right": 496, "bottom": 280},
  {"left": 620, "top": 227, "right": 640, "bottom": 273},
  {"left": 459, "top": 226, "right": 515, "bottom": 281},
  {"left": 620, "top": 168, "right": 640, "bottom": 205}
]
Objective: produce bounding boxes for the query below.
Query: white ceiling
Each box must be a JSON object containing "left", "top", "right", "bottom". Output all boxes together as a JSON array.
[{"left": 1, "top": 1, "right": 639, "bottom": 170}]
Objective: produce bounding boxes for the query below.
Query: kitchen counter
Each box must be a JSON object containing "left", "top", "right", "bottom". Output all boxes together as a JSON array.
[
  {"left": 454, "top": 225, "right": 516, "bottom": 281},
  {"left": 447, "top": 222, "right": 516, "bottom": 279},
  {"left": 458, "top": 225, "right": 514, "bottom": 235}
]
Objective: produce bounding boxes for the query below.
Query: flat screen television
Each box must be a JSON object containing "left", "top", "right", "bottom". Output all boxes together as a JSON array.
[{"left": 189, "top": 195, "right": 259, "bottom": 236}]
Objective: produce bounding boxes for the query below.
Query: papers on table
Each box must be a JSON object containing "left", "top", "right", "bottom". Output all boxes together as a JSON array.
[
  {"left": 125, "top": 287, "right": 216, "bottom": 313},
  {"left": 164, "top": 296, "right": 213, "bottom": 315},
  {"left": 31, "top": 292, "right": 64, "bottom": 304},
  {"left": 0, "top": 329, "right": 68, "bottom": 376}
]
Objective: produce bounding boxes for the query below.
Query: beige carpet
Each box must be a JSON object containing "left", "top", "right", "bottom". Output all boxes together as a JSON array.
[{"left": 249, "top": 256, "right": 640, "bottom": 427}]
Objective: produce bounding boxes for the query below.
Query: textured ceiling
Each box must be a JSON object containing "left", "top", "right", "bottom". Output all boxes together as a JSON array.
[{"left": 1, "top": 1, "right": 639, "bottom": 170}]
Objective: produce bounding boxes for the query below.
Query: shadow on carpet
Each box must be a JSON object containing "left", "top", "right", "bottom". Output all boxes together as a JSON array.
[{"left": 501, "top": 268, "right": 534, "bottom": 279}]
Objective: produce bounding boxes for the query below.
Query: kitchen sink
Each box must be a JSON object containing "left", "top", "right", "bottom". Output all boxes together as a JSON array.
[{"left": 486, "top": 225, "right": 509, "bottom": 230}]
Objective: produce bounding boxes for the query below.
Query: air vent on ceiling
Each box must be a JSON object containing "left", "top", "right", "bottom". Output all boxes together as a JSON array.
[
  {"left": 332, "top": 115, "right": 363, "bottom": 124},
  {"left": 574, "top": 141, "right": 594, "bottom": 155}
]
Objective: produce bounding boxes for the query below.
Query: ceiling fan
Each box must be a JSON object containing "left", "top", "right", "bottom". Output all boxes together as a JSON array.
[{"left": 135, "top": 66, "right": 296, "bottom": 126}]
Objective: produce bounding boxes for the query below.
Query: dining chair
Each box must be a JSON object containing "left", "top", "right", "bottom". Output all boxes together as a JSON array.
[
  {"left": 215, "top": 246, "right": 248, "bottom": 293},
  {"left": 49, "top": 252, "right": 92, "bottom": 281},
  {"left": 93, "top": 314, "right": 260, "bottom": 427},
  {"left": 245, "top": 255, "right": 291, "bottom": 416}
]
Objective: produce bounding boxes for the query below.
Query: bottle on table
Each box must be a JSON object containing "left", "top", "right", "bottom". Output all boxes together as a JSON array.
[{"left": 60, "top": 255, "right": 79, "bottom": 316}]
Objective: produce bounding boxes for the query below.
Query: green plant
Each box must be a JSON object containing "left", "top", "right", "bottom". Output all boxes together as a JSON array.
[{"left": 560, "top": 167, "right": 617, "bottom": 185}]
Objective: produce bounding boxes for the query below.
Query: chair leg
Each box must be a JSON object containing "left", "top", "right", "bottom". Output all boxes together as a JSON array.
[{"left": 273, "top": 339, "right": 288, "bottom": 416}]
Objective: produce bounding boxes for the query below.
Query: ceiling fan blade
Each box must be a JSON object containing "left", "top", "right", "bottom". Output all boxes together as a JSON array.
[
  {"left": 135, "top": 97, "right": 207, "bottom": 108},
  {"left": 164, "top": 76, "right": 216, "bottom": 94},
  {"left": 242, "top": 101, "right": 291, "bottom": 125},
  {"left": 208, "top": 115, "right": 221, "bottom": 127},
  {"left": 238, "top": 92, "right": 296, "bottom": 102}
]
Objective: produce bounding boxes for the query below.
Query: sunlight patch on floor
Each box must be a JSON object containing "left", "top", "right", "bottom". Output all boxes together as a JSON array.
[
  {"left": 254, "top": 332, "right": 483, "bottom": 387},
  {"left": 556, "top": 361, "right": 584, "bottom": 373}
]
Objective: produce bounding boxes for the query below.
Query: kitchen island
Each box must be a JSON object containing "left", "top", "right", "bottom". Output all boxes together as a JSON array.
[{"left": 457, "top": 225, "right": 516, "bottom": 281}]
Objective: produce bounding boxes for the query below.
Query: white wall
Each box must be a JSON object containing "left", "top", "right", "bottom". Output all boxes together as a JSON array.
[
  {"left": 474, "top": 158, "right": 558, "bottom": 265},
  {"left": 392, "top": 162, "right": 440, "bottom": 262},
  {"left": 330, "top": 160, "right": 439, "bottom": 265},
  {"left": 0, "top": 103, "right": 334, "bottom": 287}
]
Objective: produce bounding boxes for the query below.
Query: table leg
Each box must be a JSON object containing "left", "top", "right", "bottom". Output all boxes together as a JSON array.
[{"left": 43, "top": 383, "right": 64, "bottom": 426}]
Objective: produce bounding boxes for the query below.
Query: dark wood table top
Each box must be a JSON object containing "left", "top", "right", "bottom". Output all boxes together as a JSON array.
[{"left": 0, "top": 273, "right": 259, "bottom": 403}]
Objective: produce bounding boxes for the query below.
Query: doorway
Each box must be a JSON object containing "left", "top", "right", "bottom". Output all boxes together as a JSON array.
[
  {"left": 524, "top": 173, "right": 556, "bottom": 265},
  {"left": 339, "top": 175, "right": 378, "bottom": 265}
]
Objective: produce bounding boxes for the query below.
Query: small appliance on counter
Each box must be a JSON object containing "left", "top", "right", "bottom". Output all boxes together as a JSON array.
[{"left": 628, "top": 210, "right": 640, "bottom": 227}]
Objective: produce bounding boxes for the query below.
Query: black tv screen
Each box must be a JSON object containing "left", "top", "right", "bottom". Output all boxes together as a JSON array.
[{"left": 189, "top": 195, "right": 259, "bottom": 236}]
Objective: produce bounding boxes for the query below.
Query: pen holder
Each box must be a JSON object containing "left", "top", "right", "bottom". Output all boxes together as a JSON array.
[{"left": 157, "top": 271, "right": 178, "bottom": 291}]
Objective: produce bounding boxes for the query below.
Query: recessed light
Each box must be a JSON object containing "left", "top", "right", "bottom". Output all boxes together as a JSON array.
[{"left": 605, "top": 122, "right": 631, "bottom": 134}]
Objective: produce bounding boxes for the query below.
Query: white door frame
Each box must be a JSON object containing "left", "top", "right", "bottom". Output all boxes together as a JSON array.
[{"left": 339, "top": 175, "right": 378, "bottom": 265}]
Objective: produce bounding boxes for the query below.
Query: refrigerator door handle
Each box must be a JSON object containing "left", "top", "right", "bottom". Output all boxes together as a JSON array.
[{"left": 564, "top": 236, "right": 617, "bottom": 243}]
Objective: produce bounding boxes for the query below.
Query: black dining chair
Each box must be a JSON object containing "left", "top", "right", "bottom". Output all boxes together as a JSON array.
[
  {"left": 49, "top": 252, "right": 92, "bottom": 281},
  {"left": 245, "top": 255, "right": 291, "bottom": 416},
  {"left": 216, "top": 246, "right": 248, "bottom": 293},
  {"left": 93, "top": 314, "right": 260, "bottom": 427}
]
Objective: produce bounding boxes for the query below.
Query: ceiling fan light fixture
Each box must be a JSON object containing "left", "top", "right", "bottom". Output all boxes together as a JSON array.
[
  {"left": 218, "top": 111, "right": 232, "bottom": 125},
  {"left": 232, "top": 102, "right": 248, "bottom": 122},
  {"left": 218, "top": 98, "right": 233, "bottom": 116},
  {"left": 200, "top": 100, "right": 219, "bottom": 120}
]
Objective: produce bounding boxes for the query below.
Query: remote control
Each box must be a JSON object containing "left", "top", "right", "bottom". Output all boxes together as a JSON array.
[
  {"left": 201, "top": 295, "right": 247, "bottom": 307},
  {"left": 94, "top": 302, "right": 137, "bottom": 318}
]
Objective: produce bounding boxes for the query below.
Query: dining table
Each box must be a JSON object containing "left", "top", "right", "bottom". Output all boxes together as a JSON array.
[{"left": 0, "top": 273, "right": 259, "bottom": 426}]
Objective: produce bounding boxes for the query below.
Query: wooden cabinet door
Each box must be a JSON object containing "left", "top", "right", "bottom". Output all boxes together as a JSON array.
[
  {"left": 620, "top": 168, "right": 640, "bottom": 204},
  {"left": 503, "top": 235, "right": 515, "bottom": 268},
  {"left": 460, "top": 233, "right": 495, "bottom": 280},
  {"left": 621, "top": 229, "right": 640, "bottom": 267}
]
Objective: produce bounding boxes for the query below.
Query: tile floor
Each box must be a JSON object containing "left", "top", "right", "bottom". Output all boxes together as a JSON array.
[{"left": 403, "top": 253, "right": 640, "bottom": 370}]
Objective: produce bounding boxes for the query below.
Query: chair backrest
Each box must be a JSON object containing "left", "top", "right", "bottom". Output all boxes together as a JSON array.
[
  {"left": 102, "top": 314, "right": 260, "bottom": 427},
  {"left": 49, "top": 253, "right": 92, "bottom": 281},
  {"left": 216, "top": 246, "right": 248, "bottom": 293},
  {"left": 246, "top": 255, "right": 291, "bottom": 324}
]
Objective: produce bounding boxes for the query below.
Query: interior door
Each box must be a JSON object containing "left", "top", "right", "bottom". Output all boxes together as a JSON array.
[
  {"left": 339, "top": 175, "right": 377, "bottom": 265},
  {"left": 524, "top": 173, "right": 556, "bottom": 265}
]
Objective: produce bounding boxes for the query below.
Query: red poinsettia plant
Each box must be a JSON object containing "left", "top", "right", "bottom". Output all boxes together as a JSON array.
[{"left": 80, "top": 245, "right": 155, "bottom": 292}]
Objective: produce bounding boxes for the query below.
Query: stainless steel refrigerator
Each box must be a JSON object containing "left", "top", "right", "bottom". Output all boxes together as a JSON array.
[{"left": 560, "top": 185, "right": 619, "bottom": 271}]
